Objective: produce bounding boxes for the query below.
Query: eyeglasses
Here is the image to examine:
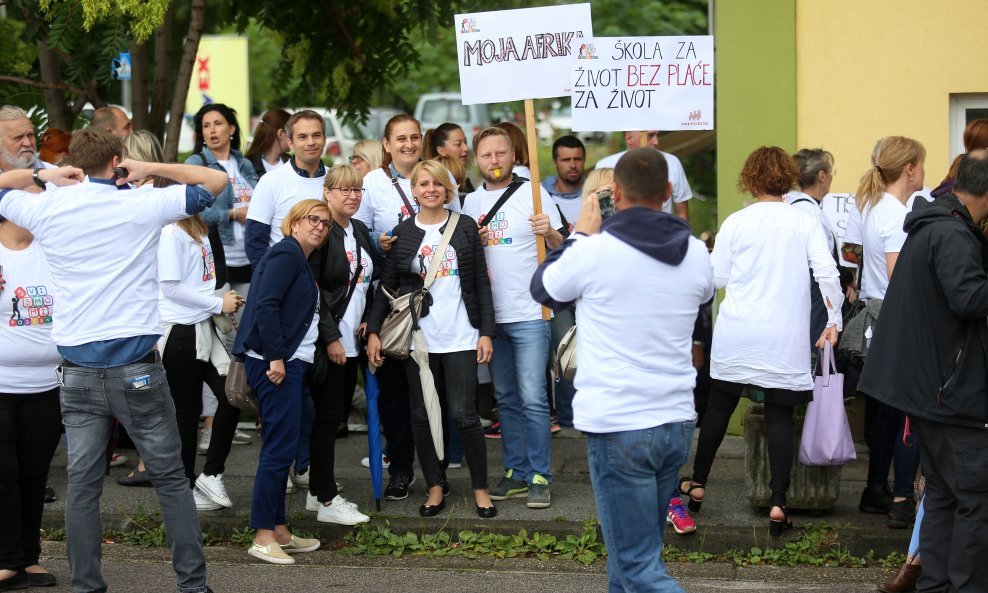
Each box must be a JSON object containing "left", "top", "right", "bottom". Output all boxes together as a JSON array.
[
  {"left": 331, "top": 187, "right": 364, "bottom": 197},
  {"left": 304, "top": 215, "right": 332, "bottom": 230},
  {"left": 348, "top": 155, "right": 365, "bottom": 164}
]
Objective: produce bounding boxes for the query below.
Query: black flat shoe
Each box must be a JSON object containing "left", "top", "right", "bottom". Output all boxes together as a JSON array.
[
  {"left": 678, "top": 477, "right": 705, "bottom": 513},
  {"left": 441, "top": 481, "right": 450, "bottom": 497},
  {"left": 0, "top": 572, "right": 29, "bottom": 591},
  {"left": 476, "top": 505, "right": 497, "bottom": 518},
  {"left": 116, "top": 469, "right": 152, "bottom": 487},
  {"left": 44, "top": 487, "right": 56, "bottom": 503},
  {"left": 26, "top": 573, "right": 56, "bottom": 588},
  {"left": 418, "top": 498, "right": 446, "bottom": 517},
  {"left": 769, "top": 506, "right": 793, "bottom": 537}
]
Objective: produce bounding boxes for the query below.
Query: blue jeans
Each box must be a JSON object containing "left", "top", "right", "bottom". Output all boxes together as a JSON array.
[
  {"left": 246, "top": 357, "right": 308, "bottom": 529},
  {"left": 490, "top": 319, "right": 552, "bottom": 483},
  {"left": 549, "top": 306, "right": 576, "bottom": 427},
  {"left": 586, "top": 421, "right": 694, "bottom": 593},
  {"left": 59, "top": 359, "right": 207, "bottom": 593}
]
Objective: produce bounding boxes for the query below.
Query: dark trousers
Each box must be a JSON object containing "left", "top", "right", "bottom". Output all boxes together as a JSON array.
[
  {"left": 0, "top": 389, "right": 62, "bottom": 571},
  {"left": 162, "top": 324, "right": 239, "bottom": 485},
  {"left": 309, "top": 357, "right": 358, "bottom": 502},
  {"left": 865, "top": 396, "right": 921, "bottom": 498},
  {"left": 692, "top": 380, "right": 798, "bottom": 507},
  {"left": 404, "top": 350, "right": 488, "bottom": 490},
  {"left": 376, "top": 358, "right": 415, "bottom": 478},
  {"left": 914, "top": 418, "right": 988, "bottom": 593}
]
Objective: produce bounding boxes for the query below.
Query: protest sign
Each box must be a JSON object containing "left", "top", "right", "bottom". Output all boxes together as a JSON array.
[
  {"left": 454, "top": 4, "right": 593, "bottom": 105},
  {"left": 821, "top": 193, "right": 855, "bottom": 266},
  {"left": 570, "top": 36, "right": 714, "bottom": 131}
]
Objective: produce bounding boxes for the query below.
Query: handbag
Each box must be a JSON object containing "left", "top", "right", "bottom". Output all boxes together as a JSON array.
[
  {"left": 798, "top": 341, "right": 856, "bottom": 466},
  {"left": 223, "top": 314, "right": 259, "bottom": 414},
  {"left": 378, "top": 211, "right": 460, "bottom": 360},
  {"left": 555, "top": 325, "right": 577, "bottom": 380}
]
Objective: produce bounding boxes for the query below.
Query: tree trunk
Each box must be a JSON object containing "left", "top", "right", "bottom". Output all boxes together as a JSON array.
[
  {"left": 36, "top": 41, "right": 72, "bottom": 131},
  {"left": 130, "top": 40, "right": 150, "bottom": 132},
  {"left": 164, "top": 0, "right": 205, "bottom": 160},
  {"left": 148, "top": 4, "right": 175, "bottom": 142}
]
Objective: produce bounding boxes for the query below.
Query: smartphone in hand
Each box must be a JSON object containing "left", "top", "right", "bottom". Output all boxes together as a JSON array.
[{"left": 597, "top": 188, "right": 616, "bottom": 220}]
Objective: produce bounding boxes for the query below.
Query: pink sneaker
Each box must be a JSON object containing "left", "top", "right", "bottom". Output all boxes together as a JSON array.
[{"left": 666, "top": 497, "right": 697, "bottom": 534}]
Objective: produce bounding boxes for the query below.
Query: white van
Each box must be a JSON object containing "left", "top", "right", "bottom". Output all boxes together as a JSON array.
[{"left": 414, "top": 93, "right": 491, "bottom": 143}]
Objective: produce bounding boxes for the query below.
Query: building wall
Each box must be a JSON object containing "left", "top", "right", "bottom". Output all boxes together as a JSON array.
[{"left": 796, "top": 0, "right": 988, "bottom": 193}]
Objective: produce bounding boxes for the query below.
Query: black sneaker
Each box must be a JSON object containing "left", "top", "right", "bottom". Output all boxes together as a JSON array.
[
  {"left": 888, "top": 498, "right": 916, "bottom": 529},
  {"left": 385, "top": 474, "right": 415, "bottom": 500},
  {"left": 859, "top": 483, "right": 892, "bottom": 514}
]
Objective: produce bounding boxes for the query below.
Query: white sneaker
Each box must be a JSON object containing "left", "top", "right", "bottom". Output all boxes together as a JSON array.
[
  {"left": 292, "top": 468, "right": 310, "bottom": 487},
  {"left": 448, "top": 461, "right": 462, "bottom": 469},
  {"left": 232, "top": 429, "right": 253, "bottom": 445},
  {"left": 360, "top": 454, "right": 391, "bottom": 469},
  {"left": 197, "top": 427, "right": 212, "bottom": 455},
  {"left": 109, "top": 453, "right": 128, "bottom": 467},
  {"left": 285, "top": 476, "right": 295, "bottom": 495},
  {"left": 193, "top": 487, "right": 222, "bottom": 511},
  {"left": 307, "top": 490, "right": 356, "bottom": 512},
  {"left": 317, "top": 495, "right": 370, "bottom": 525},
  {"left": 195, "top": 473, "right": 233, "bottom": 508}
]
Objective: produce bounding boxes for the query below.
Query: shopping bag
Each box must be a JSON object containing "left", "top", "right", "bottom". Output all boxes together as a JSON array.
[{"left": 798, "top": 341, "right": 856, "bottom": 466}]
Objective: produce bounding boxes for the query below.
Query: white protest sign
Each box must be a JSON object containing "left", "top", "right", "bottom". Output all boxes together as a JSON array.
[
  {"left": 454, "top": 4, "right": 593, "bottom": 105},
  {"left": 821, "top": 193, "right": 855, "bottom": 266},
  {"left": 570, "top": 36, "right": 714, "bottom": 131}
]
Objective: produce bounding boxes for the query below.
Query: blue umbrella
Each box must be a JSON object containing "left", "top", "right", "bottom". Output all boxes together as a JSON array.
[{"left": 365, "top": 366, "right": 383, "bottom": 512}]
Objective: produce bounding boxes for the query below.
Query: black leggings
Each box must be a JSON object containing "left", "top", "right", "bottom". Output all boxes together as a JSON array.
[
  {"left": 404, "top": 350, "right": 488, "bottom": 491},
  {"left": 162, "top": 324, "right": 239, "bottom": 486},
  {"left": 0, "top": 388, "right": 62, "bottom": 571},
  {"left": 691, "top": 379, "right": 798, "bottom": 507},
  {"left": 309, "top": 357, "right": 358, "bottom": 502}
]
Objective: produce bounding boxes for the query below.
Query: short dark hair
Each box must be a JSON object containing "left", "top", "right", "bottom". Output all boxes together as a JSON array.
[
  {"left": 614, "top": 147, "right": 668, "bottom": 205},
  {"left": 552, "top": 135, "right": 585, "bottom": 160},
  {"left": 954, "top": 149, "right": 988, "bottom": 197},
  {"left": 192, "top": 103, "right": 242, "bottom": 154},
  {"left": 68, "top": 127, "right": 122, "bottom": 174}
]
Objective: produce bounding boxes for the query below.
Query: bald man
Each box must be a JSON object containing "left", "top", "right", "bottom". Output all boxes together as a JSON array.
[{"left": 90, "top": 107, "right": 132, "bottom": 138}]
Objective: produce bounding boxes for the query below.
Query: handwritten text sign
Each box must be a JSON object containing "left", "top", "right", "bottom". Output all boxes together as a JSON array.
[
  {"left": 455, "top": 4, "right": 593, "bottom": 105},
  {"left": 570, "top": 36, "right": 714, "bottom": 131}
]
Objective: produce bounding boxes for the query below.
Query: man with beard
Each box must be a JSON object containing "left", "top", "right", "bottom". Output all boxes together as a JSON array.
[
  {"left": 540, "top": 135, "right": 586, "bottom": 231},
  {"left": 461, "top": 126, "right": 566, "bottom": 509},
  {"left": 0, "top": 106, "right": 47, "bottom": 173}
]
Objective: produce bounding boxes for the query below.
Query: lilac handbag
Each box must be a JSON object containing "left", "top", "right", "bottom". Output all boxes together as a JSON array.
[{"left": 799, "top": 341, "right": 856, "bottom": 466}]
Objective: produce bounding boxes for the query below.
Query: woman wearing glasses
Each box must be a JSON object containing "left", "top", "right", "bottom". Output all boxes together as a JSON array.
[
  {"left": 233, "top": 199, "right": 331, "bottom": 564},
  {"left": 305, "top": 165, "right": 376, "bottom": 525},
  {"left": 349, "top": 140, "right": 382, "bottom": 178}
]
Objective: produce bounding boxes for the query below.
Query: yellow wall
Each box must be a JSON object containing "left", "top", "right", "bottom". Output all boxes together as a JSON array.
[{"left": 796, "top": 0, "right": 988, "bottom": 192}]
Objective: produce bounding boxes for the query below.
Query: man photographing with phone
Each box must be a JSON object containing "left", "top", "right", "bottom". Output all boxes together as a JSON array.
[{"left": 530, "top": 147, "right": 713, "bottom": 592}]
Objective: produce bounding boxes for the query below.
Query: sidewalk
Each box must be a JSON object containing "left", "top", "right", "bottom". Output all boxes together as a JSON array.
[{"left": 42, "top": 427, "right": 911, "bottom": 557}]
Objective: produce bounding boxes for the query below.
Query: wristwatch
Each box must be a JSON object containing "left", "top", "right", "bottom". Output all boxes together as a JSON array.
[{"left": 32, "top": 168, "right": 46, "bottom": 188}]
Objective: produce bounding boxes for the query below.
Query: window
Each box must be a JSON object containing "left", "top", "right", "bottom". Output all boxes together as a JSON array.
[{"left": 950, "top": 94, "right": 988, "bottom": 158}]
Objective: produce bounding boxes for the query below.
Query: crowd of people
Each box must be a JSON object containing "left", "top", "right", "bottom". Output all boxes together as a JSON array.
[{"left": 0, "top": 99, "right": 986, "bottom": 593}]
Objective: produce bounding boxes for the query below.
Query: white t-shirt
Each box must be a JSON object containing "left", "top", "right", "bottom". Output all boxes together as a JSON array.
[
  {"left": 539, "top": 233, "right": 714, "bottom": 433},
  {"left": 338, "top": 223, "right": 373, "bottom": 357},
  {"left": 595, "top": 150, "right": 692, "bottom": 214},
  {"left": 0, "top": 181, "right": 191, "bottom": 346},
  {"left": 218, "top": 159, "right": 254, "bottom": 267},
  {"left": 246, "top": 162, "right": 325, "bottom": 246},
  {"left": 294, "top": 312, "right": 320, "bottom": 363},
  {"left": 513, "top": 165, "right": 532, "bottom": 181},
  {"left": 0, "top": 240, "right": 60, "bottom": 393},
  {"left": 844, "top": 201, "right": 863, "bottom": 245},
  {"left": 861, "top": 193, "right": 908, "bottom": 301},
  {"left": 710, "top": 202, "right": 844, "bottom": 391},
  {"left": 354, "top": 167, "right": 417, "bottom": 235},
  {"left": 262, "top": 158, "right": 283, "bottom": 174},
  {"left": 785, "top": 191, "right": 836, "bottom": 253},
  {"left": 410, "top": 216, "right": 479, "bottom": 354},
  {"left": 461, "top": 181, "right": 562, "bottom": 323},
  {"left": 157, "top": 225, "right": 223, "bottom": 325}
]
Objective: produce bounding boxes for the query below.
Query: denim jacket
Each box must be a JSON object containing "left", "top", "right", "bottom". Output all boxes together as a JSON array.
[{"left": 185, "top": 146, "right": 259, "bottom": 244}]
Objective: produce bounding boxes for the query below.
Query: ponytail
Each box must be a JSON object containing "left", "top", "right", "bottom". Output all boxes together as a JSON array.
[
  {"left": 855, "top": 167, "right": 886, "bottom": 214},
  {"left": 422, "top": 128, "right": 439, "bottom": 159},
  {"left": 856, "top": 136, "right": 925, "bottom": 214}
]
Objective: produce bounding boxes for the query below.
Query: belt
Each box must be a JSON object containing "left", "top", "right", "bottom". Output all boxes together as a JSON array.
[{"left": 61, "top": 350, "right": 159, "bottom": 368}]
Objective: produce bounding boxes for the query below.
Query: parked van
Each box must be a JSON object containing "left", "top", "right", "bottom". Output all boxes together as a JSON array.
[{"left": 414, "top": 93, "right": 491, "bottom": 143}]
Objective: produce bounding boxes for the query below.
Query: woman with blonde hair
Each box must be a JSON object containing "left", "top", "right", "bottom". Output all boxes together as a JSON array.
[
  {"left": 350, "top": 139, "right": 382, "bottom": 177},
  {"left": 233, "top": 199, "right": 331, "bottom": 564}
]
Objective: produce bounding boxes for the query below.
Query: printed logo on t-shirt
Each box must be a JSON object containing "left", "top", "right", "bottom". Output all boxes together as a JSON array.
[
  {"left": 418, "top": 243, "right": 459, "bottom": 279},
  {"left": 231, "top": 176, "right": 252, "bottom": 206},
  {"left": 478, "top": 212, "right": 512, "bottom": 247},
  {"left": 200, "top": 243, "right": 216, "bottom": 282},
  {"left": 9, "top": 285, "right": 53, "bottom": 327},
  {"left": 346, "top": 249, "right": 371, "bottom": 284},
  {"left": 398, "top": 202, "right": 419, "bottom": 224}
]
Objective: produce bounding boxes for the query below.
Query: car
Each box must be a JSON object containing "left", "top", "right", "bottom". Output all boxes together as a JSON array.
[
  {"left": 414, "top": 93, "right": 491, "bottom": 143},
  {"left": 546, "top": 101, "right": 605, "bottom": 145}
]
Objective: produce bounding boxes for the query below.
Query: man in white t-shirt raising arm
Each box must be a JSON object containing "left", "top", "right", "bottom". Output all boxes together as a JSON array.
[
  {"left": 0, "top": 128, "right": 227, "bottom": 593},
  {"left": 596, "top": 130, "right": 692, "bottom": 220},
  {"left": 245, "top": 109, "right": 327, "bottom": 266},
  {"left": 532, "top": 148, "right": 713, "bottom": 592},
  {"left": 461, "top": 126, "right": 566, "bottom": 509}
]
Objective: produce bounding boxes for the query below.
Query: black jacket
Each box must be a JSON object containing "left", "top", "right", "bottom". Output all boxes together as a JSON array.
[
  {"left": 308, "top": 218, "right": 379, "bottom": 345},
  {"left": 858, "top": 194, "right": 988, "bottom": 429},
  {"left": 366, "top": 211, "right": 495, "bottom": 338}
]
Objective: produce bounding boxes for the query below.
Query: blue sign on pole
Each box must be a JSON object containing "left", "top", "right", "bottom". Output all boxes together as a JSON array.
[{"left": 112, "top": 52, "right": 132, "bottom": 80}]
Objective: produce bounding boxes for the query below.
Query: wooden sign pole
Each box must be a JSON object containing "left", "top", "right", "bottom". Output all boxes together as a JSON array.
[
  {"left": 640, "top": 130, "right": 648, "bottom": 147},
  {"left": 523, "top": 98, "right": 551, "bottom": 321}
]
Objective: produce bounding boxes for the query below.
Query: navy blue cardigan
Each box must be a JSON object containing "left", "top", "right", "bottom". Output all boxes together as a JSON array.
[{"left": 233, "top": 236, "right": 319, "bottom": 361}]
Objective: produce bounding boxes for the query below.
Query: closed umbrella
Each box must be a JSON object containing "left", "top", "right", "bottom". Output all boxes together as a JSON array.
[
  {"left": 411, "top": 329, "right": 444, "bottom": 461},
  {"left": 364, "top": 366, "right": 383, "bottom": 512}
]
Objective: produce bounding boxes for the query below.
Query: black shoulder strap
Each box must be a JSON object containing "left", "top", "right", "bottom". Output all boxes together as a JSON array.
[
  {"left": 790, "top": 197, "right": 815, "bottom": 207},
  {"left": 390, "top": 175, "right": 415, "bottom": 216},
  {"left": 334, "top": 241, "right": 363, "bottom": 321},
  {"left": 480, "top": 175, "right": 525, "bottom": 226}
]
